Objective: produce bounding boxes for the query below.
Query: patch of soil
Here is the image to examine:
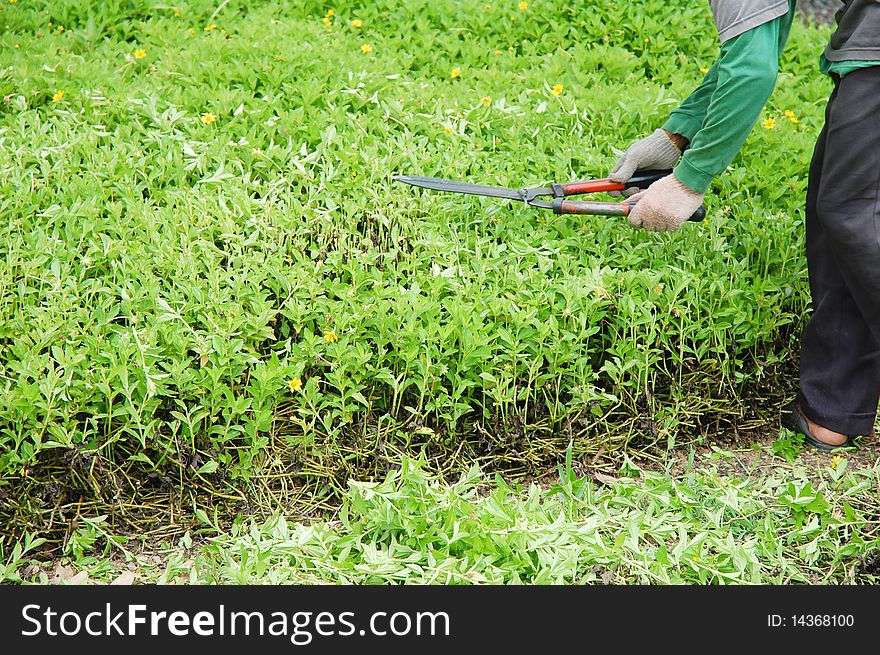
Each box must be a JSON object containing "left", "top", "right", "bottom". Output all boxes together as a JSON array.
[
  {"left": 857, "top": 551, "right": 880, "bottom": 577},
  {"left": 640, "top": 428, "right": 880, "bottom": 481}
]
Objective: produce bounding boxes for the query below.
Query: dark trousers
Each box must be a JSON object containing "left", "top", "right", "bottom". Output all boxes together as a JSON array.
[{"left": 797, "top": 66, "right": 880, "bottom": 435}]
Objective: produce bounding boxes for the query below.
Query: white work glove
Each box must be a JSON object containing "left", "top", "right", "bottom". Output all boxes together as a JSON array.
[
  {"left": 609, "top": 129, "right": 683, "bottom": 197},
  {"left": 626, "top": 173, "right": 704, "bottom": 233}
]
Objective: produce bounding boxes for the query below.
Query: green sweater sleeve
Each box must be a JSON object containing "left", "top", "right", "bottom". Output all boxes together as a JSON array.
[{"left": 661, "top": 13, "right": 794, "bottom": 193}]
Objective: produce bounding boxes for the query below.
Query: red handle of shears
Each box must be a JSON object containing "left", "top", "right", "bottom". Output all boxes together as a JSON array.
[
  {"left": 554, "top": 199, "right": 706, "bottom": 222},
  {"left": 552, "top": 169, "right": 672, "bottom": 197}
]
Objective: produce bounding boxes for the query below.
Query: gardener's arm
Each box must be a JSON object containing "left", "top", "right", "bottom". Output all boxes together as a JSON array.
[
  {"left": 663, "top": 20, "right": 785, "bottom": 194},
  {"left": 610, "top": 5, "right": 795, "bottom": 231},
  {"left": 607, "top": 21, "right": 783, "bottom": 195}
]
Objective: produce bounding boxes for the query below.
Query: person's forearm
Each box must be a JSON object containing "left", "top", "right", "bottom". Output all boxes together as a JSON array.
[
  {"left": 671, "top": 21, "right": 785, "bottom": 193},
  {"left": 662, "top": 61, "right": 721, "bottom": 143}
]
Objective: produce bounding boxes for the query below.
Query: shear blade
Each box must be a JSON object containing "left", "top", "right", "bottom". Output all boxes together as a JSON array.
[{"left": 393, "top": 175, "right": 525, "bottom": 202}]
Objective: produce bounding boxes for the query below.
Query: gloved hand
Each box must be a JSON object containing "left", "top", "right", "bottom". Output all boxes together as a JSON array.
[
  {"left": 626, "top": 173, "right": 704, "bottom": 232},
  {"left": 609, "top": 129, "right": 684, "bottom": 196}
]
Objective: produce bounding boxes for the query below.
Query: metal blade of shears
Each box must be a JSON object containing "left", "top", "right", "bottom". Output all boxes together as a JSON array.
[{"left": 392, "top": 175, "right": 547, "bottom": 205}]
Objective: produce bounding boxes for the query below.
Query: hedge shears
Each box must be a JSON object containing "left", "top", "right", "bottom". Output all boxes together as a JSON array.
[{"left": 393, "top": 169, "right": 706, "bottom": 222}]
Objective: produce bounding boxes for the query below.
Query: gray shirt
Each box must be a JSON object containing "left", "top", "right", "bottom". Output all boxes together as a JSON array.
[
  {"left": 709, "top": 0, "right": 791, "bottom": 42},
  {"left": 825, "top": 0, "right": 880, "bottom": 61}
]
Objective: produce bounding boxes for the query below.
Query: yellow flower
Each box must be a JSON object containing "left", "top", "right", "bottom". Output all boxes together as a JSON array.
[
  {"left": 201, "top": 112, "right": 216, "bottom": 124},
  {"left": 174, "top": 8, "right": 181, "bottom": 17},
  {"left": 830, "top": 455, "right": 846, "bottom": 468},
  {"left": 52, "top": 89, "right": 65, "bottom": 102},
  {"left": 133, "top": 48, "right": 147, "bottom": 59},
  {"left": 187, "top": 27, "right": 196, "bottom": 36},
  {"left": 444, "top": 125, "right": 454, "bottom": 135},
  {"left": 325, "top": 9, "right": 335, "bottom": 17},
  {"left": 550, "top": 84, "right": 564, "bottom": 97},
  {"left": 699, "top": 66, "right": 709, "bottom": 74},
  {"left": 483, "top": 3, "right": 493, "bottom": 10},
  {"left": 322, "top": 16, "right": 332, "bottom": 26},
  {"left": 450, "top": 67, "right": 461, "bottom": 79},
  {"left": 351, "top": 19, "right": 363, "bottom": 28},
  {"left": 361, "top": 43, "right": 373, "bottom": 54},
  {"left": 323, "top": 330, "right": 338, "bottom": 343},
  {"left": 9, "top": 0, "right": 19, "bottom": 4},
  {"left": 288, "top": 377, "right": 303, "bottom": 393},
  {"left": 784, "top": 109, "right": 799, "bottom": 124},
  {"left": 518, "top": 1, "right": 529, "bottom": 10},
  {"left": 762, "top": 118, "right": 776, "bottom": 129},
  {"left": 481, "top": 96, "right": 492, "bottom": 107},
  {"left": 204, "top": 23, "right": 218, "bottom": 31}
]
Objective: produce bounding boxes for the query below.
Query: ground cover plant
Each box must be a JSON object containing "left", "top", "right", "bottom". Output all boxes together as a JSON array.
[
  {"left": 5, "top": 451, "right": 880, "bottom": 585},
  {"left": 1, "top": 0, "right": 876, "bottom": 577}
]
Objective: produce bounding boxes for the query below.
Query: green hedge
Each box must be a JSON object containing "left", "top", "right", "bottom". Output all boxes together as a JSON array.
[{"left": 0, "top": 0, "right": 833, "bottom": 526}]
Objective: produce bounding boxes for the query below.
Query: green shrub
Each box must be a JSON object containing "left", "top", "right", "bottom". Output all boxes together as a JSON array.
[{"left": 0, "top": 0, "right": 834, "bottom": 533}]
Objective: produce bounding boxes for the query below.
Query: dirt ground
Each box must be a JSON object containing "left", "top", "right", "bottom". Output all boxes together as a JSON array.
[{"left": 640, "top": 430, "right": 880, "bottom": 481}]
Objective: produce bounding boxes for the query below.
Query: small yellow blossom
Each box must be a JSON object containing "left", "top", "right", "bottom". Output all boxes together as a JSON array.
[
  {"left": 361, "top": 43, "right": 373, "bottom": 54},
  {"left": 483, "top": 4, "right": 492, "bottom": 11},
  {"left": 323, "top": 330, "right": 338, "bottom": 343},
  {"left": 322, "top": 16, "right": 332, "bottom": 26},
  {"left": 450, "top": 67, "right": 461, "bottom": 79},
  {"left": 52, "top": 89, "right": 65, "bottom": 102},
  {"left": 133, "top": 48, "right": 147, "bottom": 59},
  {"left": 351, "top": 19, "right": 363, "bottom": 28},
  {"left": 784, "top": 109, "right": 799, "bottom": 124},
  {"left": 550, "top": 84, "right": 564, "bottom": 97},
  {"left": 204, "top": 23, "right": 218, "bottom": 31},
  {"left": 9, "top": 0, "right": 19, "bottom": 4},
  {"left": 201, "top": 112, "right": 216, "bottom": 124},
  {"left": 830, "top": 455, "right": 846, "bottom": 468},
  {"left": 187, "top": 27, "right": 196, "bottom": 36},
  {"left": 518, "top": 1, "right": 529, "bottom": 10},
  {"left": 481, "top": 96, "right": 492, "bottom": 107},
  {"left": 762, "top": 118, "right": 776, "bottom": 129},
  {"left": 699, "top": 66, "right": 709, "bottom": 74},
  {"left": 175, "top": 8, "right": 181, "bottom": 17},
  {"left": 288, "top": 377, "right": 303, "bottom": 393},
  {"left": 494, "top": 49, "right": 502, "bottom": 55},
  {"left": 444, "top": 125, "right": 454, "bottom": 135},
  {"left": 325, "top": 9, "right": 335, "bottom": 17}
]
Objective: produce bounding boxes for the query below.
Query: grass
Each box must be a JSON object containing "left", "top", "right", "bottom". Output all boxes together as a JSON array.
[
  {"left": 6, "top": 448, "right": 879, "bottom": 585},
  {"left": 0, "top": 0, "right": 876, "bottom": 582}
]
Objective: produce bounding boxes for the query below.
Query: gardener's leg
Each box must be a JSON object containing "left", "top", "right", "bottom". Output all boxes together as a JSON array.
[{"left": 798, "top": 67, "right": 880, "bottom": 443}]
